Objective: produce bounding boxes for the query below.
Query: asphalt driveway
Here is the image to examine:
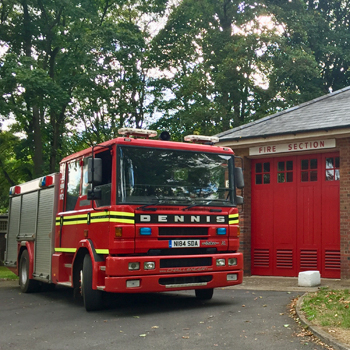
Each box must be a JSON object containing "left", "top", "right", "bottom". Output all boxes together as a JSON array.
[{"left": 0, "top": 280, "right": 327, "bottom": 350}]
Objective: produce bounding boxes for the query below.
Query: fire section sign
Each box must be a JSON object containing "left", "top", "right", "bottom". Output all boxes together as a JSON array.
[{"left": 249, "top": 139, "right": 336, "bottom": 156}]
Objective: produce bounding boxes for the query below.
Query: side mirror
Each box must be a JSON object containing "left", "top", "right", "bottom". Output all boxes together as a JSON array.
[
  {"left": 87, "top": 188, "right": 102, "bottom": 201},
  {"left": 236, "top": 195, "right": 244, "bottom": 205},
  {"left": 235, "top": 167, "right": 244, "bottom": 189},
  {"left": 88, "top": 158, "right": 102, "bottom": 185}
]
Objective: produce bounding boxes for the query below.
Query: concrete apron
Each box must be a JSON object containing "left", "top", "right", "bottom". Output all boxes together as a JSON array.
[{"left": 226, "top": 275, "right": 350, "bottom": 292}]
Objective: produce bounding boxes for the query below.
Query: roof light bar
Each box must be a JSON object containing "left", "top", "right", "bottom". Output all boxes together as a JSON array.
[
  {"left": 118, "top": 128, "right": 157, "bottom": 138},
  {"left": 184, "top": 135, "right": 219, "bottom": 144},
  {"left": 9, "top": 186, "right": 21, "bottom": 196},
  {"left": 39, "top": 175, "right": 53, "bottom": 188}
]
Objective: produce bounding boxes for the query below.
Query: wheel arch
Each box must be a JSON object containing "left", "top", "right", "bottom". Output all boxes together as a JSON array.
[
  {"left": 72, "top": 247, "right": 89, "bottom": 290},
  {"left": 72, "top": 239, "right": 104, "bottom": 290}
]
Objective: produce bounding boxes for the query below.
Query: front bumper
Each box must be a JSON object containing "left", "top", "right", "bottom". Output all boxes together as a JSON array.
[{"left": 104, "top": 253, "right": 243, "bottom": 293}]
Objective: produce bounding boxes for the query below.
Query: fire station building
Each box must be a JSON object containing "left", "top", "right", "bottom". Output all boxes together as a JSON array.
[{"left": 217, "top": 86, "right": 350, "bottom": 280}]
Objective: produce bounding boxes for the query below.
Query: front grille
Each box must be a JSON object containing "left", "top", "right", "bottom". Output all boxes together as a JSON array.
[
  {"left": 159, "top": 275, "right": 212, "bottom": 286},
  {"left": 159, "top": 227, "right": 208, "bottom": 236},
  {"left": 148, "top": 248, "right": 217, "bottom": 256},
  {"left": 160, "top": 257, "right": 212, "bottom": 268}
]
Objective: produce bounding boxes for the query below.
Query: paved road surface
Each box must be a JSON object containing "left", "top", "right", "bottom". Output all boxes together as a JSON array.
[{"left": 0, "top": 281, "right": 325, "bottom": 350}]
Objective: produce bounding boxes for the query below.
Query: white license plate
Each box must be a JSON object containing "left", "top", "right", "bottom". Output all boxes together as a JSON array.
[{"left": 169, "top": 240, "right": 200, "bottom": 248}]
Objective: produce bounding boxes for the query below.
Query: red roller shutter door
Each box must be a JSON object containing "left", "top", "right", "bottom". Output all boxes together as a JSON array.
[{"left": 251, "top": 152, "right": 340, "bottom": 278}]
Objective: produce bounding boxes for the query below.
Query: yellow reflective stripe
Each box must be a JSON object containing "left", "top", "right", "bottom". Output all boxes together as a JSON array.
[
  {"left": 57, "top": 217, "right": 135, "bottom": 225},
  {"left": 56, "top": 214, "right": 87, "bottom": 226},
  {"left": 109, "top": 211, "right": 135, "bottom": 217},
  {"left": 56, "top": 212, "right": 135, "bottom": 225},
  {"left": 90, "top": 212, "right": 109, "bottom": 217},
  {"left": 90, "top": 218, "right": 110, "bottom": 223},
  {"left": 229, "top": 213, "right": 239, "bottom": 225},
  {"left": 96, "top": 249, "right": 109, "bottom": 255},
  {"left": 63, "top": 220, "right": 87, "bottom": 226},
  {"left": 110, "top": 218, "right": 135, "bottom": 224},
  {"left": 229, "top": 214, "right": 239, "bottom": 219},
  {"left": 65, "top": 214, "right": 87, "bottom": 219},
  {"left": 55, "top": 248, "right": 77, "bottom": 253},
  {"left": 55, "top": 217, "right": 61, "bottom": 226}
]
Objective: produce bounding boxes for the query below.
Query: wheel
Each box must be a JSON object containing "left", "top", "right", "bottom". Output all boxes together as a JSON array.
[
  {"left": 195, "top": 288, "right": 214, "bottom": 300},
  {"left": 19, "top": 250, "right": 39, "bottom": 293},
  {"left": 82, "top": 254, "right": 103, "bottom": 311}
]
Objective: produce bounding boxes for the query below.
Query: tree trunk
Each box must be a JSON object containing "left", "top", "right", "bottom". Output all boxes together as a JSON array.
[
  {"left": 32, "top": 105, "right": 44, "bottom": 177},
  {"left": 23, "top": 0, "right": 44, "bottom": 177},
  {"left": 50, "top": 108, "right": 66, "bottom": 173}
]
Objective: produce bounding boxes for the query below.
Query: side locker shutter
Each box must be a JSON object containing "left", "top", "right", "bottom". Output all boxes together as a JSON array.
[
  {"left": 5, "top": 196, "right": 22, "bottom": 266},
  {"left": 18, "top": 192, "right": 38, "bottom": 240},
  {"left": 34, "top": 187, "right": 55, "bottom": 281}
]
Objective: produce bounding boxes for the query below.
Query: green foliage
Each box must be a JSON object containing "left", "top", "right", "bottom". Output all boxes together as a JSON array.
[
  {"left": 302, "top": 289, "right": 350, "bottom": 328},
  {"left": 0, "top": 132, "right": 32, "bottom": 212},
  {"left": 0, "top": 266, "right": 18, "bottom": 279},
  {"left": 150, "top": 0, "right": 350, "bottom": 136},
  {"left": 266, "top": 0, "right": 350, "bottom": 97},
  {"left": 0, "top": 0, "right": 168, "bottom": 176},
  {"left": 150, "top": 0, "right": 283, "bottom": 135}
]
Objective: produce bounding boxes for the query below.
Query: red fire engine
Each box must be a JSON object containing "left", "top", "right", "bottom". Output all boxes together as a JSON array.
[{"left": 5, "top": 128, "right": 244, "bottom": 311}]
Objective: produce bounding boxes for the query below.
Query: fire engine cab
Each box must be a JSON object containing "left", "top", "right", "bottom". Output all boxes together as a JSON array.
[{"left": 5, "top": 128, "right": 244, "bottom": 311}]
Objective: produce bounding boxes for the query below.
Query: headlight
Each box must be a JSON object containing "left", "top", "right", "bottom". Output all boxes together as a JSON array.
[
  {"left": 216, "top": 258, "right": 225, "bottom": 266},
  {"left": 228, "top": 258, "right": 237, "bottom": 266},
  {"left": 144, "top": 262, "right": 155, "bottom": 270},
  {"left": 128, "top": 262, "right": 140, "bottom": 270}
]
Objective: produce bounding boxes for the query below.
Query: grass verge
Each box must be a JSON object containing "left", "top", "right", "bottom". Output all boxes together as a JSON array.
[
  {"left": 301, "top": 288, "right": 350, "bottom": 328},
  {"left": 0, "top": 266, "right": 18, "bottom": 280}
]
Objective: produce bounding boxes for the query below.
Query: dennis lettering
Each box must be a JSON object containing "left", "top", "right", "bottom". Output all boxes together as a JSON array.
[{"left": 137, "top": 214, "right": 227, "bottom": 224}]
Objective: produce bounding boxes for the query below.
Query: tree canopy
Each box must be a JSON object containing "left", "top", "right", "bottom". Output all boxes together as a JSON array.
[{"left": 1, "top": 0, "right": 350, "bottom": 211}]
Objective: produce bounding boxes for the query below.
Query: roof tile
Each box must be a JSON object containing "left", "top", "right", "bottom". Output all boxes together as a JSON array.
[{"left": 217, "top": 86, "right": 350, "bottom": 141}]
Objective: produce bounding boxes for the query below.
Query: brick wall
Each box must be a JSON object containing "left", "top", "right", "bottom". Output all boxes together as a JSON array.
[
  {"left": 339, "top": 138, "right": 350, "bottom": 279},
  {"left": 235, "top": 148, "right": 252, "bottom": 275}
]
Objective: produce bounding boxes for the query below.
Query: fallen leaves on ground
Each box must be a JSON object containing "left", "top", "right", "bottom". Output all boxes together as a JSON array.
[{"left": 290, "top": 297, "right": 336, "bottom": 350}]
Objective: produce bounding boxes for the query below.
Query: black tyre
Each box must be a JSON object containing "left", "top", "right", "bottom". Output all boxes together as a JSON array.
[
  {"left": 195, "top": 288, "right": 214, "bottom": 300},
  {"left": 19, "top": 250, "right": 40, "bottom": 293},
  {"left": 82, "top": 254, "right": 103, "bottom": 311}
]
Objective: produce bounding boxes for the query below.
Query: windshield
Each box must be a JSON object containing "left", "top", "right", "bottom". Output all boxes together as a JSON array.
[{"left": 117, "top": 145, "right": 235, "bottom": 207}]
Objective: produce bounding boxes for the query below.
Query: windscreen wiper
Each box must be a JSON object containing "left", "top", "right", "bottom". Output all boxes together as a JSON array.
[
  {"left": 137, "top": 197, "right": 191, "bottom": 211},
  {"left": 136, "top": 199, "right": 163, "bottom": 211},
  {"left": 182, "top": 202, "right": 204, "bottom": 211},
  {"left": 182, "top": 199, "right": 228, "bottom": 211}
]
